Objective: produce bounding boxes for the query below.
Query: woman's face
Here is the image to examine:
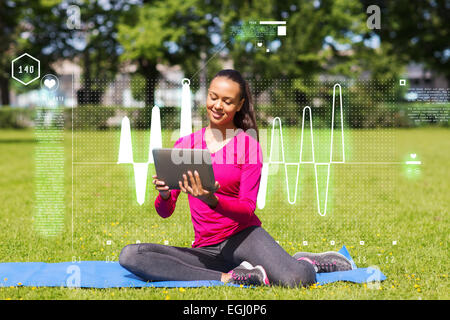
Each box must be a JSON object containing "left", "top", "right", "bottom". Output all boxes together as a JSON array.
[{"left": 206, "top": 77, "right": 244, "bottom": 127}]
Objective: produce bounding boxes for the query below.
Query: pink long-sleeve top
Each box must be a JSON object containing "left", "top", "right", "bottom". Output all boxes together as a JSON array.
[{"left": 154, "top": 126, "right": 263, "bottom": 247}]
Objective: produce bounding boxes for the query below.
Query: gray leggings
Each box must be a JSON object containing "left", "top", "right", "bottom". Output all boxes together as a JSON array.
[{"left": 119, "top": 226, "right": 316, "bottom": 287}]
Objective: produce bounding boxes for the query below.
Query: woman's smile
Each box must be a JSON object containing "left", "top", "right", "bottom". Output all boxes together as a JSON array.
[{"left": 211, "top": 110, "right": 224, "bottom": 119}]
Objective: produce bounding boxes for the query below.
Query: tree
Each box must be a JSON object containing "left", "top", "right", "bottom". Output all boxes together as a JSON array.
[
  {"left": 219, "top": 0, "right": 284, "bottom": 99},
  {"left": 0, "top": 0, "right": 30, "bottom": 105},
  {"left": 0, "top": 0, "right": 127, "bottom": 106},
  {"left": 362, "top": 0, "right": 450, "bottom": 83},
  {"left": 117, "top": 0, "right": 218, "bottom": 127},
  {"left": 219, "top": 0, "right": 374, "bottom": 119},
  {"left": 0, "top": 0, "right": 81, "bottom": 105},
  {"left": 69, "top": 0, "right": 126, "bottom": 104}
]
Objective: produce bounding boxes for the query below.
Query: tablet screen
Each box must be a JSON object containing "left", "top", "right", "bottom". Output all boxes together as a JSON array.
[{"left": 152, "top": 148, "right": 216, "bottom": 191}]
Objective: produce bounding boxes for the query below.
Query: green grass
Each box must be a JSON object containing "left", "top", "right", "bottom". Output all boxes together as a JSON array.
[{"left": 0, "top": 127, "right": 449, "bottom": 300}]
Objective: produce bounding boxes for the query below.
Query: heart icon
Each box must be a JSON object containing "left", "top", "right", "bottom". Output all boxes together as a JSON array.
[
  {"left": 257, "top": 42, "right": 263, "bottom": 47},
  {"left": 410, "top": 153, "right": 416, "bottom": 159},
  {"left": 44, "top": 78, "right": 56, "bottom": 89}
]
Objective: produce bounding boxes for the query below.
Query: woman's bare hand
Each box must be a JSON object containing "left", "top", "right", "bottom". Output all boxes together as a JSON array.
[
  {"left": 152, "top": 174, "right": 170, "bottom": 200},
  {"left": 179, "top": 170, "right": 220, "bottom": 206}
]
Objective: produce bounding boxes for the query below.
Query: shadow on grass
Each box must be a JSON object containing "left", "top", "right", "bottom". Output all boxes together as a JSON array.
[{"left": 0, "top": 139, "right": 37, "bottom": 144}]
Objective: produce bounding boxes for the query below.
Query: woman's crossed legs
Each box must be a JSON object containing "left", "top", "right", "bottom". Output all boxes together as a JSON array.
[{"left": 119, "top": 226, "right": 316, "bottom": 287}]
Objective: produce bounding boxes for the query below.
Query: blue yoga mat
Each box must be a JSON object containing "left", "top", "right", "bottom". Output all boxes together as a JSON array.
[{"left": 0, "top": 246, "right": 386, "bottom": 288}]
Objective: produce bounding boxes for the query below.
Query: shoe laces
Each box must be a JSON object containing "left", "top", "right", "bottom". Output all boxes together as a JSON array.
[
  {"left": 231, "top": 271, "right": 251, "bottom": 283},
  {"left": 313, "top": 260, "right": 337, "bottom": 272}
]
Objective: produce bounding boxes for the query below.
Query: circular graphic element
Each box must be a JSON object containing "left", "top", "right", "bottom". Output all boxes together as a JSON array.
[{"left": 41, "top": 74, "right": 60, "bottom": 91}]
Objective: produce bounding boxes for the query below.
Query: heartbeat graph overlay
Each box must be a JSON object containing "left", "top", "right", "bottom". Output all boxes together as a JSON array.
[
  {"left": 257, "top": 84, "right": 345, "bottom": 216},
  {"left": 117, "top": 79, "right": 193, "bottom": 205},
  {"left": 117, "top": 81, "right": 345, "bottom": 214}
]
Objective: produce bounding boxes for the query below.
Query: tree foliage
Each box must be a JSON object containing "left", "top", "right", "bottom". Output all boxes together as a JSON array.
[
  {"left": 363, "top": 0, "right": 450, "bottom": 82},
  {"left": 0, "top": 0, "right": 448, "bottom": 111}
]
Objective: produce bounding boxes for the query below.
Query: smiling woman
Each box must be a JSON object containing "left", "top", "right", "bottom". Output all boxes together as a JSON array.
[
  {"left": 118, "top": 69, "right": 352, "bottom": 288},
  {"left": 206, "top": 69, "right": 259, "bottom": 143}
]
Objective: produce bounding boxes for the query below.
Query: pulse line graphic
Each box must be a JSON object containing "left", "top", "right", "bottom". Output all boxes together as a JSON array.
[
  {"left": 257, "top": 84, "right": 345, "bottom": 216},
  {"left": 117, "top": 79, "right": 192, "bottom": 205},
  {"left": 117, "top": 81, "right": 345, "bottom": 214},
  {"left": 115, "top": 82, "right": 417, "bottom": 217}
]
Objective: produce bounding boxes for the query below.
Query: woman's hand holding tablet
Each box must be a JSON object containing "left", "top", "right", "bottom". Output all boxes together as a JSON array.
[
  {"left": 178, "top": 170, "right": 220, "bottom": 207},
  {"left": 152, "top": 174, "right": 170, "bottom": 200},
  {"left": 152, "top": 171, "right": 220, "bottom": 206},
  {"left": 152, "top": 148, "right": 221, "bottom": 206}
]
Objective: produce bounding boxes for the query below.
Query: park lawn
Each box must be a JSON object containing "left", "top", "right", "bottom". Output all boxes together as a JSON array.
[{"left": 0, "top": 127, "right": 448, "bottom": 300}]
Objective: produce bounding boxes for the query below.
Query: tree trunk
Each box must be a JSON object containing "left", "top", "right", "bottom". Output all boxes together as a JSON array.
[
  {"left": 0, "top": 76, "right": 10, "bottom": 106},
  {"left": 84, "top": 49, "right": 92, "bottom": 91},
  {"left": 136, "top": 58, "right": 159, "bottom": 129},
  {"left": 140, "top": 58, "right": 158, "bottom": 107},
  {"left": 144, "top": 72, "right": 157, "bottom": 108},
  {"left": 77, "top": 49, "right": 102, "bottom": 105}
]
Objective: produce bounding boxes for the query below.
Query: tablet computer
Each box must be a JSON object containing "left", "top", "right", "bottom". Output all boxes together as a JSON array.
[{"left": 152, "top": 148, "right": 216, "bottom": 191}]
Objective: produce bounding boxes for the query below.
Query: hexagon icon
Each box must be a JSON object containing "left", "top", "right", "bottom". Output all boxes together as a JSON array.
[{"left": 11, "top": 53, "right": 40, "bottom": 85}]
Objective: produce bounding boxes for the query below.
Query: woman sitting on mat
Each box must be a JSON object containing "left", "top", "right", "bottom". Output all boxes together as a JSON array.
[{"left": 119, "top": 69, "right": 352, "bottom": 287}]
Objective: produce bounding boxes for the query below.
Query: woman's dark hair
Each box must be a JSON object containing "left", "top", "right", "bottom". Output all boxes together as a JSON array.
[{"left": 211, "top": 69, "right": 259, "bottom": 141}]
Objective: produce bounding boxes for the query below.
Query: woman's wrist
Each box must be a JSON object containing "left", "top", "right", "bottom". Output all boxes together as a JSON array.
[
  {"left": 204, "top": 194, "right": 218, "bottom": 208},
  {"left": 160, "top": 191, "right": 170, "bottom": 200}
]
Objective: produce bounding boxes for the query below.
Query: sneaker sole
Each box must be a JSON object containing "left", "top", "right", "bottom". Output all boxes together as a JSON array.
[
  {"left": 240, "top": 261, "right": 253, "bottom": 270},
  {"left": 293, "top": 251, "right": 353, "bottom": 271},
  {"left": 254, "top": 265, "right": 270, "bottom": 286},
  {"left": 233, "top": 261, "right": 270, "bottom": 286}
]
